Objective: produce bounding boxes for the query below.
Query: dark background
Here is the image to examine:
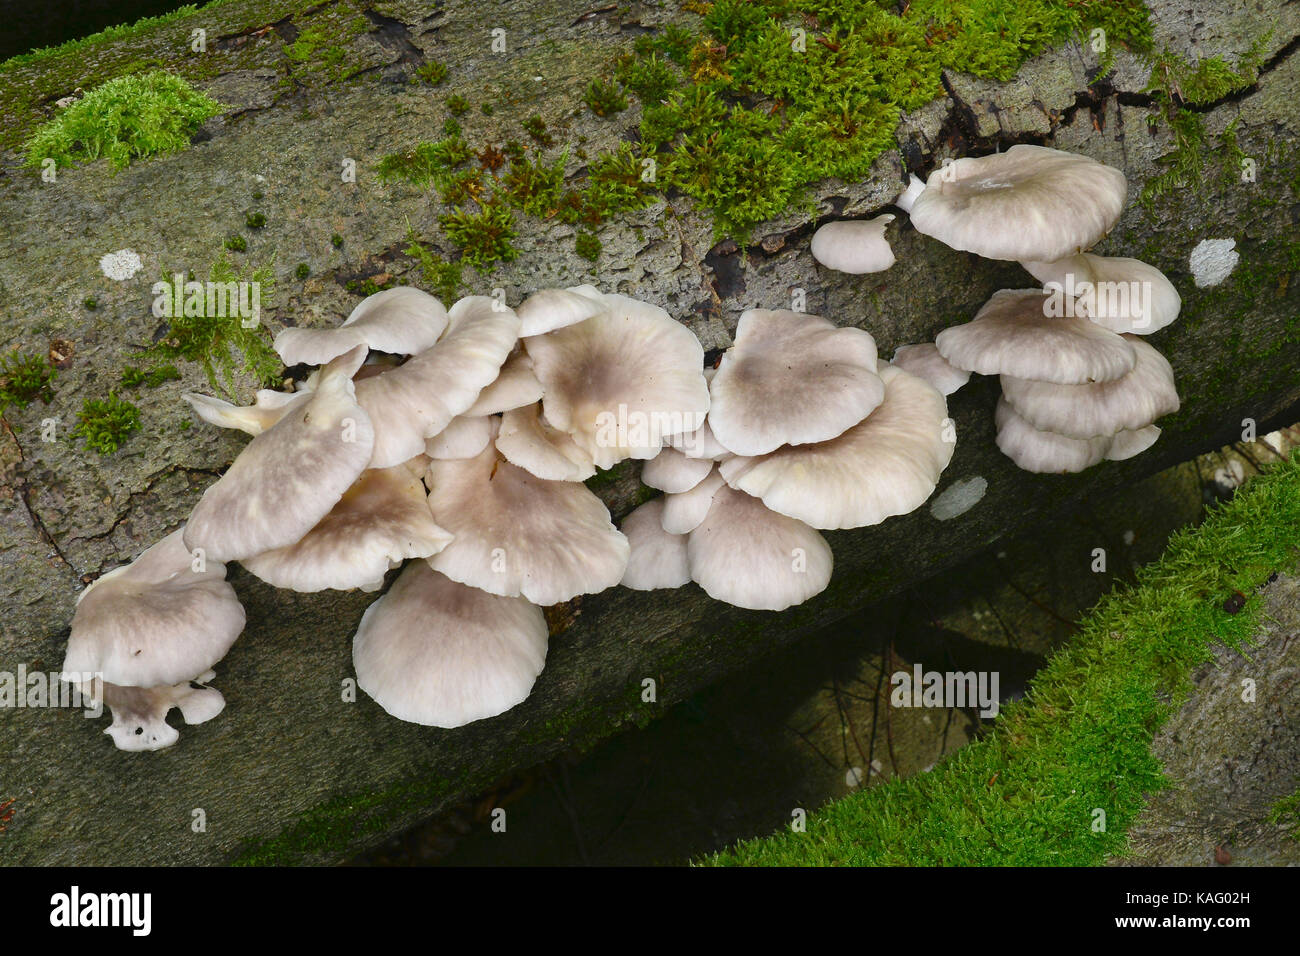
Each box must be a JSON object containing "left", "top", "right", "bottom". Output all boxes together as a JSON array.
[{"left": 0, "top": 0, "right": 197, "bottom": 61}]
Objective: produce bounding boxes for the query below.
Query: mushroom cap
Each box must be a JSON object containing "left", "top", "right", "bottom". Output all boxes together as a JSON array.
[
  {"left": 1021, "top": 254, "right": 1182, "bottom": 335},
  {"left": 184, "top": 346, "right": 375, "bottom": 562},
  {"left": 463, "top": 348, "right": 544, "bottom": 417},
  {"left": 641, "top": 445, "right": 714, "bottom": 493},
  {"left": 660, "top": 466, "right": 726, "bottom": 534},
  {"left": 1000, "top": 334, "right": 1179, "bottom": 438},
  {"left": 240, "top": 465, "right": 453, "bottom": 592},
  {"left": 687, "top": 484, "right": 832, "bottom": 611},
  {"left": 909, "top": 145, "right": 1126, "bottom": 261},
  {"left": 515, "top": 285, "right": 607, "bottom": 337},
  {"left": 352, "top": 562, "right": 548, "bottom": 728},
  {"left": 708, "top": 309, "right": 883, "bottom": 456},
  {"left": 890, "top": 343, "right": 971, "bottom": 396},
  {"left": 62, "top": 530, "right": 245, "bottom": 688},
  {"left": 182, "top": 388, "right": 307, "bottom": 436},
  {"left": 935, "top": 289, "right": 1136, "bottom": 384},
  {"left": 73, "top": 670, "right": 226, "bottom": 752},
  {"left": 994, "top": 397, "right": 1112, "bottom": 473},
  {"left": 1105, "top": 424, "right": 1161, "bottom": 461},
  {"left": 425, "top": 415, "right": 494, "bottom": 460},
  {"left": 495, "top": 402, "right": 597, "bottom": 482},
  {"left": 620, "top": 498, "right": 691, "bottom": 591},
  {"left": 274, "top": 286, "right": 448, "bottom": 366},
  {"left": 426, "top": 440, "right": 629, "bottom": 604},
  {"left": 355, "top": 295, "right": 520, "bottom": 468},
  {"left": 719, "top": 364, "right": 954, "bottom": 530},
  {"left": 525, "top": 292, "right": 710, "bottom": 469},
  {"left": 810, "top": 215, "right": 897, "bottom": 274}
]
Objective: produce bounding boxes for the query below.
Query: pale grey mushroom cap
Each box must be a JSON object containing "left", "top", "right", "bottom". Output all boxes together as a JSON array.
[
  {"left": 495, "top": 402, "right": 596, "bottom": 482},
  {"left": 425, "top": 415, "right": 494, "bottom": 460},
  {"left": 709, "top": 309, "right": 883, "bottom": 456},
  {"left": 994, "top": 397, "right": 1112, "bottom": 473},
  {"left": 62, "top": 530, "right": 245, "bottom": 688},
  {"left": 810, "top": 215, "right": 897, "bottom": 274},
  {"left": 352, "top": 562, "right": 548, "bottom": 728},
  {"left": 69, "top": 670, "right": 226, "bottom": 752},
  {"left": 525, "top": 292, "right": 710, "bottom": 469},
  {"left": 184, "top": 346, "right": 375, "bottom": 562},
  {"left": 909, "top": 145, "right": 1126, "bottom": 261},
  {"left": 665, "top": 368, "right": 730, "bottom": 460},
  {"left": 660, "top": 467, "right": 726, "bottom": 534},
  {"left": 274, "top": 286, "right": 448, "bottom": 366},
  {"left": 935, "top": 289, "right": 1136, "bottom": 384},
  {"left": 240, "top": 465, "right": 453, "bottom": 592},
  {"left": 355, "top": 295, "right": 520, "bottom": 468},
  {"left": 182, "top": 388, "right": 307, "bottom": 436},
  {"left": 620, "top": 498, "right": 690, "bottom": 591},
  {"left": 719, "top": 364, "right": 954, "bottom": 530},
  {"left": 1021, "top": 253, "right": 1182, "bottom": 335},
  {"left": 426, "top": 440, "right": 629, "bottom": 604},
  {"left": 1105, "top": 424, "right": 1161, "bottom": 461},
  {"left": 463, "top": 348, "right": 544, "bottom": 416},
  {"left": 1000, "top": 334, "right": 1179, "bottom": 438},
  {"left": 687, "top": 484, "right": 832, "bottom": 611},
  {"left": 515, "top": 285, "right": 607, "bottom": 337},
  {"left": 642, "top": 445, "right": 714, "bottom": 493},
  {"left": 890, "top": 343, "right": 971, "bottom": 396}
]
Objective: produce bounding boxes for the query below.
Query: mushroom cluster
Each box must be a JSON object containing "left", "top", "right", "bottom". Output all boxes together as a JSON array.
[
  {"left": 62, "top": 283, "right": 962, "bottom": 749},
  {"left": 619, "top": 308, "right": 955, "bottom": 611},
  {"left": 814, "top": 145, "right": 1182, "bottom": 473}
]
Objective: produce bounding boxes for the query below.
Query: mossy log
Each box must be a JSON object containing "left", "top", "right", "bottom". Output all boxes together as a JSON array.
[{"left": 1, "top": 0, "right": 1298, "bottom": 864}]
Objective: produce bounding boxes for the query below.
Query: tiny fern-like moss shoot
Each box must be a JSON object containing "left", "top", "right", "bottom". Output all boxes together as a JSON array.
[
  {"left": 74, "top": 393, "right": 141, "bottom": 455},
  {"left": 23, "top": 70, "right": 223, "bottom": 171},
  {"left": 0, "top": 351, "right": 57, "bottom": 412}
]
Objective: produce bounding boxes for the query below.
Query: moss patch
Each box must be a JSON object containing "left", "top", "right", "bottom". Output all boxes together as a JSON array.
[
  {"left": 73, "top": 393, "right": 142, "bottom": 455},
  {"left": 23, "top": 70, "right": 223, "bottom": 171},
  {"left": 709, "top": 452, "right": 1300, "bottom": 866},
  {"left": 0, "top": 350, "right": 57, "bottom": 413}
]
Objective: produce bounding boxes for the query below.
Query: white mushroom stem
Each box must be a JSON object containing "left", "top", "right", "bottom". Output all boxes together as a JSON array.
[{"left": 894, "top": 173, "right": 925, "bottom": 214}]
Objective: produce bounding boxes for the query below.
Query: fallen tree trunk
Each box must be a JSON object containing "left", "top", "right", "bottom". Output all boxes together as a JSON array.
[{"left": 1, "top": 0, "right": 1298, "bottom": 864}]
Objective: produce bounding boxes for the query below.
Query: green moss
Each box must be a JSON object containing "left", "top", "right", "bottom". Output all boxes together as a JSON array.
[
  {"left": 281, "top": 9, "right": 371, "bottom": 86},
  {"left": 119, "top": 363, "right": 180, "bottom": 388},
  {"left": 73, "top": 393, "right": 141, "bottom": 455},
  {"left": 149, "top": 256, "right": 280, "bottom": 397},
  {"left": 0, "top": 351, "right": 57, "bottom": 413},
  {"left": 83, "top": 297, "right": 98, "bottom": 311},
  {"left": 440, "top": 202, "right": 518, "bottom": 272},
  {"left": 23, "top": 70, "right": 223, "bottom": 171},
  {"left": 414, "top": 61, "right": 448, "bottom": 85},
  {"left": 575, "top": 230, "right": 601, "bottom": 261},
  {"left": 376, "top": 136, "right": 472, "bottom": 188},
  {"left": 404, "top": 228, "right": 464, "bottom": 303},
  {"left": 331, "top": 233, "right": 344, "bottom": 248},
  {"left": 503, "top": 150, "right": 569, "bottom": 218},
  {"left": 224, "top": 234, "right": 247, "bottom": 252},
  {"left": 584, "top": 78, "right": 628, "bottom": 117},
  {"left": 1268, "top": 783, "right": 1300, "bottom": 841},
  {"left": 344, "top": 275, "right": 398, "bottom": 297},
  {"left": 582, "top": 142, "right": 655, "bottom": 222},
  {"left": 442, "top": 116, "right": 462, "bottom": 138},
  {"left": 294, "top": 262, "right": 310, "bottom": 280},
  {"left": 245, "top": 211, "right": 266, "bottom": 229},
  {"left": 446, "top": 94, "right": 469, "bottom": 115},
  {"left": 600, "top": 0, "right": 1153, "bottom": 238},
  {"left": 710, "top": 453, "right": 1300, "bottom": 866},
  {"left": 481, "top": 103, "right": 495, "bottom": 116},
  {"left": 1139, "top": 36, "right": 1270, "bottom": 208},
  {"left": 522, "top": 114, "right": 555, "bottom": 148}
]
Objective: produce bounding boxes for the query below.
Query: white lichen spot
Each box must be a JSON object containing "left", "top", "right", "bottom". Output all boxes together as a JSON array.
[
  {"left": 845, "top": 766, "right": 864, "bottom": 788},
  {"left": 1188, "top": 238, "right": 1239, "bottom": 288},
  {"left": 1122, "top": 529, "right": 1135, "bottom": 546},
  {"left": 99, "top": 248, "right": 143, "bottom": 281},
  {"left": 929, "top": 475, "right": 988, "bottom": 520}
]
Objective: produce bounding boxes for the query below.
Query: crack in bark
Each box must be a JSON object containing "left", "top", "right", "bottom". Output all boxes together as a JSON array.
[{"left": 1, "top": 419, "right": 75, "bottom": 576}]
